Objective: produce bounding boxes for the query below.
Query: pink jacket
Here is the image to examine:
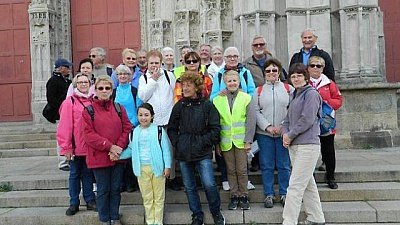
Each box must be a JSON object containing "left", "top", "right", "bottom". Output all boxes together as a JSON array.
[
  {"left": 82, "top": 98, "right": 132, "bottom": 169},
  {"left": 57, "top": 93, "right": 93, "bottom": 156}
]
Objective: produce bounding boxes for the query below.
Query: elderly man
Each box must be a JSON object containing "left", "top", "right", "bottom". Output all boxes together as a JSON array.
[
  {"left": 289, "top": 28, "right": 335, "bottom": 81},
  {"left": 199, "top": 43, "right": 212, "bottom": 68},
  {"left": 244, "top": 36, "right": 286, "bottom": 87},
  {"left": 111, "top": 48, "right": 141, "bottom": 89},
  {"left": 89, "top": 47, "right": 113, "bottom": 78}
]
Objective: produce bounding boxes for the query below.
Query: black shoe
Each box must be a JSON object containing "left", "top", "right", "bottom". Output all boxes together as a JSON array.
[
  {"left": 168, "top": 179, "right": 182, "bottom": 191},
  {"left": 239, "top": 195, "right": 250, "bottom": 210},
  {"left": 65, "top": 205, "right": 79, "bottom": 216},
  {"left": 318, "top": 163, "right": 326, "bottom": 171},
  {"left": 59, "top": 166, "right": 70, "bottom": 172},
  {"left": 228, "top": 195, "right": 239, "bottom": 210},
  {"left": 250, "top": 164, "right": 260, "bottom": 172},
  {"left": 212, "top": 211, "right": 225, "bottom": 225},
  {"left": 86, "top": 200, "right": 98, "bottom": 212},
  {"left": 191, "top": 216, "right": 204, "bottom": 225},
  {"left": 327, "top": 180, "right": 338, "bottom": 189}
]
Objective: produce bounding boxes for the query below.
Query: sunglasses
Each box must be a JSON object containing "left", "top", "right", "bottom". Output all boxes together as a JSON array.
[
  {"left": 185, "top": 59, "right": 199, "bottom": 64},
  {"left": 252, "top": 43, "right": 266, "bottom": 47},
  {"left": 89, "top": 55, "right": 97, "bottom": 58},
  {"left": 126, "top": 57, "right": 136, "bottom": 60},
  {"left": 309, "top": 64, "right": 323, "bottom": 68},
  {"left": 97, "top": 86, "right": 111, "bottom": 91},
  {"left": 265, "top": 69, "right": 278, "bottom": 73}
]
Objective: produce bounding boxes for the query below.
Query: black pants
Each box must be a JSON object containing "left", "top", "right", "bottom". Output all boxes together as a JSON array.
[
  {"left": 320, "top": 134, "right": 336, "bottom": 181},
  {"left": 122, "top": 160, "right": 138, "bottom": 189}
]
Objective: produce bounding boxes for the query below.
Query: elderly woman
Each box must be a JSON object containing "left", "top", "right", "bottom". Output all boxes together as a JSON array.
[
  {"left": 111, "top": 48, "right": 140, "bottom": 89},
  {"left": 82, "top": 75, "right": 132, "bottom": 225},
  {"left": 282, "top": 63, "right": 325, "bottom": 225},
  {"left": 254, "top": 58, "right": 293, "bottom": 208},
  {"left": 207, "top": 46, "right": 225, "bottom": 80},
  {"left": 67, "top": 58, "right": 95, "bottom": 97},
  {"left": 89, "top": 47, "right": 114, "bottom": 78},
  {"left": 57, "top": 74, "right": 97, "bottom": 216},
  {"left": 308, "top": 56, "right": 343, "bottom": 189},
  {"left": 168, "top": 70, "right": 225, "bottom": 225},
  {"left": 174, "top": 51, "right": 213, "bottom": 102},
  {"left": 210, "top": 46, "right": 256, "bottom": 101},
  {"left": 112, "top": 64, "right": 142, "bottom": 193},
  {"left": 162, "top": 47, "right": 175, "bottom": 71}
]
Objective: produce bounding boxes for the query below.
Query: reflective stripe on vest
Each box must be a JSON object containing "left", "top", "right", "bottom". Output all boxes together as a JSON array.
[{"left": 213, "top": 92, "right": 252, "bottom": 151}]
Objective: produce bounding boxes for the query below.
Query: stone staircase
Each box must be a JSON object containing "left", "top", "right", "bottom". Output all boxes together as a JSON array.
[{"left": 1, "top": 122, "right": 400, "bottom": 224}]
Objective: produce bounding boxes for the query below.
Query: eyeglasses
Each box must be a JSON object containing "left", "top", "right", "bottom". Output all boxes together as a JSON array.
[
  {"left": 97, "top": 86, "right": 111, "bottom": 91},
  {"left": 126, "top": 57, "right": 136, "bottom": 60},
  {"left": 76, "top": 81, "right": 89, "bottom": 85},
  {"left": 225, "top": 55, "right": 239, "bottom": 60},
  {"left": 265, "top": 69, "right": 278, "bottom": 73},
  {"left": 309, "top": 64, "right": 323, "bottom": 68},
  {"left": 252, "top": 43, "right": 266, "bottom": 47},
  {"left": 89, "top": 55, "right": 97, "bottom": 58},
  {"left": 185, "top": 59, "right": 199, "bottom": 64},
  {"left": 117, "top": 73, "right": 130, "bottom": 76}
]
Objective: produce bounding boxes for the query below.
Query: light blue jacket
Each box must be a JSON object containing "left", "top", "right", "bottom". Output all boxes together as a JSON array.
[
  {"left": 128, "top": 124, "right": 171, "bottom": 177},
  {"left": 210, "top": 66, "right": 256, "bottom": 101}
]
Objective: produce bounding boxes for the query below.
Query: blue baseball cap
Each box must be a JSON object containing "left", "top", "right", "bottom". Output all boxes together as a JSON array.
[{"left": 55, "top": 58, "right": 73, "bottom": 68}]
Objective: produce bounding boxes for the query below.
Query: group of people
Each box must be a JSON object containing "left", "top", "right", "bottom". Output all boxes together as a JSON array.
[{"left": 46, "top": 28, "right": 343, "bottom": 225}]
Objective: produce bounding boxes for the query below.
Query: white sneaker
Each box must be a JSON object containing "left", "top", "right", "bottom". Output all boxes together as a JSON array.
[
  {"left": 247, "top": 181, "right": 255, "bottom": 190},
  {"left": 222, "top": 181, "right": 230, "bottom": 191},
  {"left": 93, "top": 183, "right": 97, "bottom": 192}
]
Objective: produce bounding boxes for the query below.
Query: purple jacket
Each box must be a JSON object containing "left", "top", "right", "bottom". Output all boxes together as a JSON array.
[{"left": 282, "top": 84, "right": 321, "bottom": 145}]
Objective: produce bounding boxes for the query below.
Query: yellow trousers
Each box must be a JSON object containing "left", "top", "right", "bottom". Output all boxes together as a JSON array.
[{"left": 137, "top": 165, "right": 166, "bottom": 225}]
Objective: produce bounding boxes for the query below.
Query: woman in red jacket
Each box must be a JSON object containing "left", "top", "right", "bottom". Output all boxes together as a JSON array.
[
  {"left": 82, "top": 75, "right": 132, "bottom": 225},
  {"left": 308, "top": 56, "right": 343, "bottom": 189}
]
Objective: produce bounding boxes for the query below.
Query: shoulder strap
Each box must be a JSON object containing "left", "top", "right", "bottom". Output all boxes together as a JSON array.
[
  {"left": 163, "top": 70, "right": 170, "bottom": 85},
  {"left": 257, "top": 86, "right": 263, "bottom": 106},
  {"left": 143, "top": 74, "right": 148, "bottom": 83},
  {"left": 131, "top": 87, "right": 138, "bottom": 106},
  {"left": 111, "top": 89, "right": 117, "bottom": 100},
  {"left": 157, "top": 125, "right": 163, "bottom": 147},
  {"left": 129, "top": 129, "right": 134, "bottom": 142},
  {"left": 106, "top": 67, "right": 113, "bottom": 76},
  {"left": 243, "top": 70, "right": 248, "bottom": 86},
  {"left": 70, "top": 96, "right": 75, "bottom": 104},
  {"left": 85, "top": 105, "right": 95, "bottom": 121},
  {"left": 113, "top": 102, "right": 122, "bottom": 119},
  {"left": 284, "top": 83, "right": 290, "bottom": 94},
  {"left": 218, "top": 72, "right": 222, "bottom": 85}
]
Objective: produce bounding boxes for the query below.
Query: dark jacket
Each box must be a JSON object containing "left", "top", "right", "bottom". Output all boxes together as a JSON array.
[
  {"left": 289, "top": 46, "right": 335, "bottom": 81},
  {"left": 45, "top": 71, "right": 72, "bottom": 121},
  {"left": 167, "top": 96, "right": 221, "bottom": 162},
  {"left": 244, "top": 55, "right": 287, "bottom": 87}
]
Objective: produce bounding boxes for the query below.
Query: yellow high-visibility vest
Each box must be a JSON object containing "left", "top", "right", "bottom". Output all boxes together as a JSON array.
[{"left": 213, "top": 91, "right": 251, "bottom": 151}]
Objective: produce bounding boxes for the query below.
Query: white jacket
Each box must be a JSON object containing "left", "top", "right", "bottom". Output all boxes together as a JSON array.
[{"left": 138, "top": 69, "right": 176, "bottom": 126}]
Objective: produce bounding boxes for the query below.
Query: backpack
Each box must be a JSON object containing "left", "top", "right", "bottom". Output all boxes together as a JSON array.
[
  {"left": 111, "top": 86, "right": 138, "bottom": 106},
  {"left": 320, "top": 101, "right": 336, "bottom": 136},
  {"left": 217, "top": 63, "right": 248, "bottom": 87},
  {"left": 85, "top": 102, "right": 122, "bottom": 122},
  {"left": 143, "top": 69, "right": 171, "bottom": 85},
  {"left": 128, "top": 125, "right": 163, "bottom": 146},
  {"left": 257, "top": 83, "right": 290, "bottom": 106}
]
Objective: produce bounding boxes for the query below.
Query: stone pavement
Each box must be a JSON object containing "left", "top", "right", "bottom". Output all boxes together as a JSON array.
[{"left": 1, "top": 147, "right": 400, "bottom": 224}]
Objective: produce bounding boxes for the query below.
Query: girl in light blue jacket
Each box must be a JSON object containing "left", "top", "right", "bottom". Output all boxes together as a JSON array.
[{"left": 128, "top": 103, "right": 171, "bottom": 225}]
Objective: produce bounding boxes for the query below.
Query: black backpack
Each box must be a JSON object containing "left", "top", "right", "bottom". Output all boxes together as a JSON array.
[
  {"left": 85, "top": 102, "right": 122, "bottom": 122},
  {"left": 111, "top": 86, "right": 138, "bottom": 106},
  {"left": 143, "top": 69, "right": 171, "bottom": 85}
]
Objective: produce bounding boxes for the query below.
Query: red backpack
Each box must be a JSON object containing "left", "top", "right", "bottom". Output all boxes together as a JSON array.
[{"left": 257, "top": 83, "right": 290, "bottom": 106}]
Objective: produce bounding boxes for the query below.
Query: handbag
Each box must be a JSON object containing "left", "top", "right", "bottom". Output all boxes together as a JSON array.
[{"left": 42, "top": 104, "right": 57, "bottom": 123}]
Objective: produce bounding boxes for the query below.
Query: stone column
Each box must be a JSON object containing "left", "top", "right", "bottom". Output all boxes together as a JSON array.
[
  {"left": 337, "top": 0, "right": 383, "bottom": 82},
  {"left": 28, "top": 0, "right": 71, "bottom": 129}
]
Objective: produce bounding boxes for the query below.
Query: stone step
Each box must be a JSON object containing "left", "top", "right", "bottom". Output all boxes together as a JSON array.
[
  {"left": 0, "top": 122, "right": 55, "bottom": 135},
  {"left": 0, "top": 140, "right": 56, "bottom": 149},
  {"left": 0, "top": 201, "right": 398, "bottom": 225},
  {"left": 0, "top": 133, "right": 56, "bottom": 142},
  {"left": 0, "top": 148, "right": 56, "bottom": 158},
  {"left": 0, "top": 182, "right": 399, "bottom": 208}
]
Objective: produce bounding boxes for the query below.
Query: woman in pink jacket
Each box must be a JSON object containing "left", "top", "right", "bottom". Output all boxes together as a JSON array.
[
  {"left": 56, "top": 73, "right": 97, "bottom": 216},
  {"left": 308, "top": 56, "right": 343, "bottom": 189}
]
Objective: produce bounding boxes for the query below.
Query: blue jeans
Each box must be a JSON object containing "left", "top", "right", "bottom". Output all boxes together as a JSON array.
[
  {"left": 215, "top": 151, "right": 228, "bottom": 182},
  {"left": 179, "top": 158, "right": 221, "bottom": 221},
  {"left": 93, "top": 163, "right": 124, "bottom": 223},
  {"left": 256, "top": 134, "right": 291, "bottom": 196},
  {"left": 68, "top": 156, "right": 95, "bottom": 206}
]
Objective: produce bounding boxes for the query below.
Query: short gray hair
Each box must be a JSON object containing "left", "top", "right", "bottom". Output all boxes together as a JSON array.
[
  {"left": 162, "top": 47, "right": 174, "bottom": 57},
  {"left": 252, "top": 35, "right": 266, "bottom": 44},
  {"left": 180, "top": 45, "right": 193, "bottom": 53},
  {"left": 115, "top": 64, "right": 132, "bottom": 75},
  {"left": 211, "top": 45, "right": 223, "bottom": 54},
  {"left": 301, "top": 28, "right": 318, "bottom": 38},
  {"left": 90, "top": 47, "right": 107, "bottom": 57},
  {"left": 223, "top": 46, "right": 240, "bottom": 57}
]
